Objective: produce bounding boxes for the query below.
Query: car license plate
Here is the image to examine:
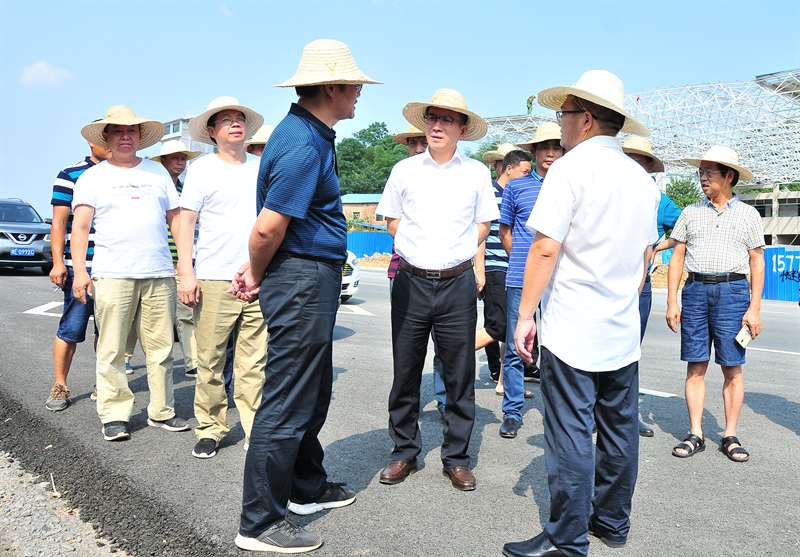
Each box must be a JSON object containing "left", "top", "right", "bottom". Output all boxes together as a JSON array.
[{"left": 10, "top": 247, "right": 35, "bottom": 257}]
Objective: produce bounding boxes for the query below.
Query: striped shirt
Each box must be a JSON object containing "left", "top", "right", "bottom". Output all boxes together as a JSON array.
[
  {"left": 484, "top": 181, "right": 509, "bottom": 272},
  {"left": 50, "top": 157, "right": 96, "bottom": 267},
  {"left": 167, "top": 178, "right": 183, "bottom": 264},
  {"left": 671, "top": 196, "right": 765, "bottom": 274},
  {"left": 499, "top": 171, "right": 544, "bottom": 288}
]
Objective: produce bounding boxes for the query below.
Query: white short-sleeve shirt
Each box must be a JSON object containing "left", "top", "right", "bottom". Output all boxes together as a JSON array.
[
  {"left": 528, "top": 135, "right": 660, "bottom": 372},
  {"left": 72, "top": 159, "right": 178, "bottom": 278},
  {"left": 377, "top": 149, "right": 499, "bottom": 269},
  {"left": 179, "top": 153, "right": 260, "bottom": 281}
]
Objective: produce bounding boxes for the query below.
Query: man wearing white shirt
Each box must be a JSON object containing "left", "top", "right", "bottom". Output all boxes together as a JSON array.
[
  {"left": 71, "top": 106, "right": 190, "bottom": 442},
  {"left": 503, "top": 71, "right": 659, "bottom": 557},
  {"left": 377, "top": 89, "right": 498, "bottom": 491},
  {"left": 177, "top": 97, "right": 267, "bottom": 459}
]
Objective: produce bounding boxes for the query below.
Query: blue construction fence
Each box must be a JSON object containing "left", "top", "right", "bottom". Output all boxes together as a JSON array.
[
  {"left": 347, "top": 231, "right": 393, "bottom": 258},
  {"left": 660, "top": 245, "right": 799, "bottom": 302}
]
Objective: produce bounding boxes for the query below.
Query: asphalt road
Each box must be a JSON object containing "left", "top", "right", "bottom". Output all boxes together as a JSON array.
[{"left": 0, "top": 267, "right": 798, "bottom": 556}]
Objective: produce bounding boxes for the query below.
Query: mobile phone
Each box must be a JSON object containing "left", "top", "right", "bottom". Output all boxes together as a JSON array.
[{"left": 735, "top": 325, "right": 753, "bottom": 349}]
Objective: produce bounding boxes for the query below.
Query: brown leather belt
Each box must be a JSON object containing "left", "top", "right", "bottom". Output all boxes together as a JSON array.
[{"left": 398, "top": 258, "right": 473, "bottom": 280}]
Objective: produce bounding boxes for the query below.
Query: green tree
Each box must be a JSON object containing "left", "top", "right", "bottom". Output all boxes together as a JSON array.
[
  {"left": 666, "top": 177, "right": 702, "bottom": 208},
  {"left": 337, "top": 122, "right": 408, "bottom": 195}
]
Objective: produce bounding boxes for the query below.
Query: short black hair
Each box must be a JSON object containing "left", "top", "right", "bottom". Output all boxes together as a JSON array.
[
  {"left": 574, "top": 97, "right": 625, "bottom": 135},
  {"left": 502, "top": 149, "right": 532, "bottom": 170},
  {"left": 295, "top": 84, "right": 349, "bottom": 99},
  {"left": 716, "top": 163, "right": 740, "bottom": 186}
]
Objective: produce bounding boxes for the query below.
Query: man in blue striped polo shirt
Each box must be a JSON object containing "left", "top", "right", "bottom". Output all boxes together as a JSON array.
[
  {"left": 44, "top": 140, "right": 108, "bottom": 412},
  {"left": 497, "top": 122, "right": 563, "bottom": 438},
  {"left": 232, "top": 39, "right": 379, "bottom": 554},
  {"left": 475, "top": 149, "right": 532, "bottom": 389}
]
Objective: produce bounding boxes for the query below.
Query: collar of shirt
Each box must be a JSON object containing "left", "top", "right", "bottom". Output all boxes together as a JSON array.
[
  {"left": 531, "top": 168, "right": 544, "bottom": 182},
  {"left": 421, "top": 147, "right": 464, "bottom": 168},
  {"left": 289, "top": 103, "right": 336, "bottom": 143},
  {"left": 703, "top": 194, "right": 738, "bottom": 211}
]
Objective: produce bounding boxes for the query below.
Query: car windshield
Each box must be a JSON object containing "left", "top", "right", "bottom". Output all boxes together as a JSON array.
[{"left": 0, "top": 203, "right": 43, "bottom": 223}]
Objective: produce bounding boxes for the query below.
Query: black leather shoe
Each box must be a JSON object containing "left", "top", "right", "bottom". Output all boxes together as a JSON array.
[
  {"left": 503, "top": 532, "right": 567, "bottom": 557},
  {"left": 639, "top": 419, "right": 654, "bottom": 437},
  {"left": 499, "top": 417, "right": 523, "bottom": 439}
]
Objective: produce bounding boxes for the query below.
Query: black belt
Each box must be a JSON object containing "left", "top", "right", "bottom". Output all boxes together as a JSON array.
[
  {"left": 398, "top": 258, "right": 473, "bottom": 280},
  {"left": 275, "top": 251, "right": 344, "bottom": 266},
  {"left": 687, "top": 272, "right": 746, "bottom": 284}
]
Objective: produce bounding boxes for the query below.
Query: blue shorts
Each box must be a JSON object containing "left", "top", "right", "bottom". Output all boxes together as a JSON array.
[
  {"left": 680, "top": 278, "right": 750, "bottom": 366},
  {"left": 56, "top": 268, "right": 95, "bottom": 344}
]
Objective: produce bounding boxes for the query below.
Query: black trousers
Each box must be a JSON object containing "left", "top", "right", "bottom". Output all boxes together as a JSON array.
[
  {"left": 482, "top": 270, "right": 507, "bottom": 375},
  {"left": 388, "top": 267, "right": 477, "bottom": 467},
  {"left": 540, "top": 347, "right": 639, "bottom": 557},
  {"left": 239, "top": 255, "right": 341, "bottom": 537}
]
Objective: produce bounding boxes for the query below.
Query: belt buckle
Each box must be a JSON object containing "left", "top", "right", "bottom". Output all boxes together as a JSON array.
[{"left": 425, "top": 269, "right": 441, "bottom": 279}]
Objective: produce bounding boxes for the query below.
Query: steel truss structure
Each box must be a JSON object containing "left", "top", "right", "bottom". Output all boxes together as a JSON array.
[{"left": 485, "top": 69, "right": 800, "bottom": 185}]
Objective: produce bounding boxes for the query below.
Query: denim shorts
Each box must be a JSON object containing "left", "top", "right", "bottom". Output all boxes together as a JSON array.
[
  {"left": 680, "top": 278, "right": 750, "bottom": 366},
  {"left": 56, "top": 268, "right": 95, "bottom": 344}
]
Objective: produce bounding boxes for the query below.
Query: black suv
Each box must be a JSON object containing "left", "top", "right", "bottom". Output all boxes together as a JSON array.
[{"left": 0, "top": 198, "right": 52, "bottom": 274}]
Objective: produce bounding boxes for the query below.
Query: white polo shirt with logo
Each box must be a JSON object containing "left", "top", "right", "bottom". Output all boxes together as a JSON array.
[
  {"left": 527, "top": 135, "right": 660, "bottom": 372},
  {"left": 377, "top": 149, "right": 499, "bottom": 269}
]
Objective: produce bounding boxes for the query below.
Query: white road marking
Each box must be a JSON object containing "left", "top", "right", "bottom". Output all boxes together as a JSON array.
[
  {"left": 639, "top": 388, "right": 677, "bottom": 398},
  {"left": 337, "top": 304, "right": 374, "bottom": 316},
  {"left": 748, "top": 347, "right": 800, "bottom": 357},
  {"left": 22, "top": 302, "right": 64, "bottom": 317}
]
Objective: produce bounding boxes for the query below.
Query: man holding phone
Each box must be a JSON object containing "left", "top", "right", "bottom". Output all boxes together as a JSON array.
[{"left": 666, "top": 145, "right": 765, "bottom": 463}]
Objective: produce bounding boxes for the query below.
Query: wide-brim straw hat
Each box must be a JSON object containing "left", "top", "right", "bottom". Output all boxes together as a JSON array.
[
  {"left": 393, "top": 125, "right": 425, "bottom": 144},
  {"left": 276, "top": 39, "right": 381, "bottom": 87},
  {"left": 403, "top": 89, "right": 487, "bottom": 142},
  {"left": 81, "top": 105, "right": 164, "bottom": 150},
  {"left": 517, "top": 122, "right": 562, "bottom": 151},
  {"left": 538, "top": 70, "right": 650, "bottom": 137},
  {"left": 622, "top": 135, "right": 665, "bottom": 172},
  {"left": 684, "top": 145, "right": 753, "bottom": 182},
  {"left": 188, "top": 96, "right": 264, "bottom": 145},
  {"left": 245, "top": 124, "right": 274, "bottom": 146},
  {"left": 149, "top": 139, "right": 201, "bottom": 162},
  {"left": 483, "top": 143, "right": 522, "bottom": 164}
]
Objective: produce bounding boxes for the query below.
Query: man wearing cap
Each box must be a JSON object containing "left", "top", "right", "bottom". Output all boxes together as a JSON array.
[
  {"left": 44, "top": 138, "right": 109, "bottom": 412},
  {"left": 477, "top": 142, "right": 524, "bottom": 390},
  {"left": 151, "top": 139, "right": 201, "bottom": 379},
  {"left": 376, "top": 89, "right": 499, "bottom": 492},
  {"left": 666, "top": 145, "right": 764, "bottom": 464},
  {"left": 389, "top": 125, "right": 446, "bottom": 418},
  {"left": 71, "top": 106, "right": 190, "bottom": 442},
  {"left": 231, "top": 40, "right": 378, "bottom": 553},
  {"left": 176, "top": 97, "right": 268, "bottom": 459},
  {"left": 497, "top": 124, "right": 563, "bottom": 439},
  {"left": 622, "top": 136, "right": 682, "bottom": 438},
  {"left": 245, "top": 124, "right": 274, "bottom": 157},
  {"left": 504, "top": 70, "right": 660, "bottom": 557}
]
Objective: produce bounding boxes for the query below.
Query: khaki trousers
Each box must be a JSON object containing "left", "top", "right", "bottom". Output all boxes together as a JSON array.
[
  {"left": 93, "top": 277, "right": 177, "bottom": 423},
  {"left": 194, "top": 280, "right": 266, "bottom": 442},
  {"left": 175, "top": 276, "right": 198, "bottom": 371}
]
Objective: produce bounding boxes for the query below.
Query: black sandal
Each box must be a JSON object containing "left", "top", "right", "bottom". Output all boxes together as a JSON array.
[
  {"left": 672, "top": 434, "right": 705, "bottom": 458},
  {"left": 720, "top": 436, "right": 750, "bottom": 463}
]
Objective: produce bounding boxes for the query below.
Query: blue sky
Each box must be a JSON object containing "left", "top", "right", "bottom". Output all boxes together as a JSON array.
[{"left": 2, "top": 0, "right": 798, "bottom": 215}]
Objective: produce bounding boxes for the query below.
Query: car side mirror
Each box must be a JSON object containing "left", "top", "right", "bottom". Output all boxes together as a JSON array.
[{"left": 45, "top": 218, "right": 52, "bottom": 225}]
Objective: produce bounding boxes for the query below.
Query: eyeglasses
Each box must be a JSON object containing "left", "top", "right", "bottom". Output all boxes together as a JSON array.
[
  {"left": 697, "top": 168, "right": 721, "bottom": 178},
  {"left": 422, "top": 112, "right": 461, "bottom": 126},
  {"left": 555, "top": 110, "right": 586, "bottom": 122},
  {"left": 217, "top": 116, "right": 246, "bottom": 127}
]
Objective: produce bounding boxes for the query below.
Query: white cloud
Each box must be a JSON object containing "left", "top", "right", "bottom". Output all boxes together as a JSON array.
[
  {"left": 220, "top": 3, "right": 232, "bottom": 16},
  {"left": 20, "top": 61, "right": 73, "bottom": 87}
]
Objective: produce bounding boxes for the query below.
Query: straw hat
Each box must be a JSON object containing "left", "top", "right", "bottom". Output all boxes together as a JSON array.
[
  {"left": 188, "top": 96, "right": 264, "bottom": 145},
  {"left": 517, "top": 122, "right": 562, "bottom": 151},
  {"left": 538, "top": 70, "right": 650, "bottom": 137},
  {"left": 622, "top": 136, "right": 664, "bottom": 172},
  {"left": 245, "top": 124, "right": 275, "bottom": 146},
  {"left": 684, "top": 145, "right": 753, "bottom": 182},
  {"left": 149, "top": 139, "right": 201, "bottom": 162},
  {"left": 276, "top": 39, "right": 381, "bottom": 87},
  {"left": 403, "top": 89, "right": 487, "bottom": 142},
  {"left": 80, "top": 105, "right": 164, "bottom": 150},
  {"left": 393, "top": 125, "right": 425, "bottom": 144},
  {"left": 483, "top": 143, "right": 522, "bottom": 164}
]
